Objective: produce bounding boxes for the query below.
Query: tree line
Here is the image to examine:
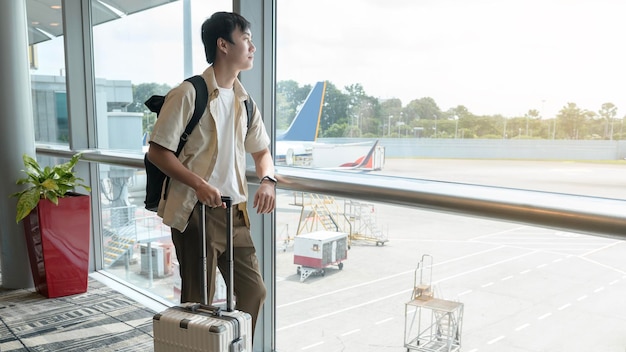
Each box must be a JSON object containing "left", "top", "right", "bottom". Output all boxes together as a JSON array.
[
  {"left": 129, "top": 80, "right": 625, "bottom": 140},
  {"left": 278, "top": 81, "right": 625, "bottom": 140}
]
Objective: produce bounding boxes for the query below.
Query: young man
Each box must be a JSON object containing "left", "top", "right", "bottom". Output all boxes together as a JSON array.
[{"left": 147, "top": 12, "right": 276, "bottom": 336}]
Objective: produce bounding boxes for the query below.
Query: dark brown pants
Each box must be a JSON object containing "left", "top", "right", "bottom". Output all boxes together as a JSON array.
[{"left": 171, "top": 203, "right": 266, "bottom": 335}]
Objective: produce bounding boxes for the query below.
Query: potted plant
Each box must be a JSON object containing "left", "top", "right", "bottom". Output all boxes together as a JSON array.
[{"left": 11, "top": 152, "right": 92, "bottom": 298}]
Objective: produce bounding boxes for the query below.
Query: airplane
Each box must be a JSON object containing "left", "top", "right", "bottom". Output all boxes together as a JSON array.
[
  {"left": 336, "top": 140, "right": 381, "bottom": 170},
  {"left": 275, "top": 81, "right": 383, "bottom": 171},
  {"left": 311, "top": 139, "right": 383, "bottom": 171},
  {"left": 275, "top": 81, "right": 326, "bottom": 166},
  {"left": 276, "top": 81, "right": 326, "bottom": 143}
]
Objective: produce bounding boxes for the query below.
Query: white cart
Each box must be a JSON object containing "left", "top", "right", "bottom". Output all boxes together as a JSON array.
[
  {"left": 404, "top": 255, "right": 464, "bottom": 352},
  {"left": 293, "top": 231, "right": 348, "bottom": 282}
]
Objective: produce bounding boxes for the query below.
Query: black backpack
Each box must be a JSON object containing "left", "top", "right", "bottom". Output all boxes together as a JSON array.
[{"left": 143, "top": 75, "right": 254, "bottom": 212}]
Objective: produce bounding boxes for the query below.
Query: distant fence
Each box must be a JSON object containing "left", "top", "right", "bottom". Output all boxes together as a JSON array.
[{"left": 319, "top": 138, "right": 626, "bottom": 161}]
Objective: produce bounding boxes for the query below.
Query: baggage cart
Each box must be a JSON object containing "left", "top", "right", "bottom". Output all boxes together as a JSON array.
[{"left": 294, "top": 231, "right": 348, "bottom": 282}]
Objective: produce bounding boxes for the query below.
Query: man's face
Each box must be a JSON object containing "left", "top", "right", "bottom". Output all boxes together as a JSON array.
[{"left": 226, "top": 27, "right": 255, "bottom": 71}]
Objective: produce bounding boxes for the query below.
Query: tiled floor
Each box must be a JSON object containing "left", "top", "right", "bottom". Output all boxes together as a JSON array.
[{"left": 0, "top": 275, "right": 156, "bottom": 352}]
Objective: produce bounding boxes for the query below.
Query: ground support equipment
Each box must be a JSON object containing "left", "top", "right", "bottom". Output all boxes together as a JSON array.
[
  {"left": 293, "top": 231, "right": 348, "bottom": 282},
  {"left": 404, "top": 255, "right": 464, "bottom": 351}
]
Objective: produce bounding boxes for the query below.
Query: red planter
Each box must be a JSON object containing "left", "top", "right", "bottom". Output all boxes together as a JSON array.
[{"left": 22, "top": 194, "right": 91, "bottom": 298}]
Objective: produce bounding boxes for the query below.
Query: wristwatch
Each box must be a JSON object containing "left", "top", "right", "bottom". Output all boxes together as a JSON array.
[{"left": 260, "top": 175, "right": 278, "bottom": 185}]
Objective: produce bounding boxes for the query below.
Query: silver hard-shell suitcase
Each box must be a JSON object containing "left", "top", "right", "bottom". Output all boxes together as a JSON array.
[{"left": 153, "top": 197, "right": 252, "bottom": 351}]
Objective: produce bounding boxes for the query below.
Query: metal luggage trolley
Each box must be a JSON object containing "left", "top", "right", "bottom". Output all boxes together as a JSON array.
[{"left": 404, "top": 255, "right": 464, "bottom": 352}]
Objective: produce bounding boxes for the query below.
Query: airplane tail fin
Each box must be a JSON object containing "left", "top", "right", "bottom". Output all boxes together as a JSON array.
[
  {"left": 339, "top": 140, "right": 380, "bottom": 170},
  {"left": 276, "top": 81, "right": 326, "bottom": 142}
]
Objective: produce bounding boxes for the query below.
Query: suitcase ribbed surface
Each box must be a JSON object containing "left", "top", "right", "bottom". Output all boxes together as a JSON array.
[{"left": 153, "top": 303, "right": 252, "bottom": 352}]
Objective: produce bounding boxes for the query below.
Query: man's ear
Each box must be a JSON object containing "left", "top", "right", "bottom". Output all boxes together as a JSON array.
[{"left": 217, "top": 37, "right": 228, "bottom": 54}]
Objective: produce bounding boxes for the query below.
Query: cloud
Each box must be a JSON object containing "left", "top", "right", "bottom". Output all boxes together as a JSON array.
[{"left": 277, "top": 0, "right": 626, "bottom": 117}]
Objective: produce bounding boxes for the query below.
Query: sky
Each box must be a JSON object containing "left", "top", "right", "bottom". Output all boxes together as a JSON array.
[{"left": 33, "top": 0, "right": 626, "bottom": 119}]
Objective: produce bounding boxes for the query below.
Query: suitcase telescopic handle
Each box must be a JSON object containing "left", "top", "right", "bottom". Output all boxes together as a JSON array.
[
  {"left": 221, "top": 196, "right": 234, "bottom": 312},
  {"left": 200, "top": 196, "right": 235, "bottom": 312},
  {"left": 221, "top": 196, "right": 232, "bottom": 207}
]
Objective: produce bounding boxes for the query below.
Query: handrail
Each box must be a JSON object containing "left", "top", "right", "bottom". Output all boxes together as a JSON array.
[
  {"left": 274, "top": 167, "right": 626, "bottom": 241},
  {"left": 37, "top": 146, "right": 626, "bottom": 240},
  {"left": 36, "top": 146, "right": 144, "bottom": 169}
]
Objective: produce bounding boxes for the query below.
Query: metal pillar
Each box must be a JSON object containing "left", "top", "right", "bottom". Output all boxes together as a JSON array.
[{"left": 0, "top": 0, "right": 37, "bottom": 289}]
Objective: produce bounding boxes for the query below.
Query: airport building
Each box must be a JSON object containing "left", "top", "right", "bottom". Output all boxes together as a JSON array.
[{"left": 1, "top": 1, "right": 625, "bottom": 352}]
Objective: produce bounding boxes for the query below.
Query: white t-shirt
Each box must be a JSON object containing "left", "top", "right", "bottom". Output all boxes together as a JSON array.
[{"left": 208, "top": 87, "right": 244, "bottom": 203}]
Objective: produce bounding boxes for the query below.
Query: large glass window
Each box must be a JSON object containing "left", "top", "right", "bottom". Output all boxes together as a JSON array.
[
  {"left": 27, "top": 1, "right": 67, "bottom": 145},
  {"left": 89, "top": 0, "right": 231, "bottom": 304},
  {"left": 275, "top": 1, "right": 626, "bottom": 351},
  {"left": 91, "top": 0, "right": 231, "bottom": 152},
  {"left": 275, "top": 0, "right": 626, "bottom": 197}
]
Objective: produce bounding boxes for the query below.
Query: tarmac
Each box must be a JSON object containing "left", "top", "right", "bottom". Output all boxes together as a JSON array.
[{"left": 273, "top": 158, "right": 626, "bottom": 352}]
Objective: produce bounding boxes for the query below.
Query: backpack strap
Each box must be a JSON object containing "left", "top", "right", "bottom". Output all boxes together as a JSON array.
[
  {"left": 176, "top": 75, "right": 208, "bottom": 156},
  {"left": 164, "top": 75, "right": 208, "bottom": 201},
  {"left": 243, "top": 96, "right": 254, "bottom": 136}
]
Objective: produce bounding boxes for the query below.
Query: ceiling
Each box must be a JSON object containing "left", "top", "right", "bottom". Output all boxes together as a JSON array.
[{"left": 26, "top": 0, "right": 178, "bottom": 45}]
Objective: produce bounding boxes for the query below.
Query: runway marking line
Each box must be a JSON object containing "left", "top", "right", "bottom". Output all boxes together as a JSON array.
[
  {"left": 478, "top": 269, "right": 621, "bottom": 348},
  {"left": 501, "top": 275, "right": 514, "bottom": 281},
  {"left": 515, "top": 323, "right": 530, "bottom": 331},
  {"left": 579, "top": 256, "right": 626, "bottom": 275},
  {"left": 482, "top": 241, "right": 606, "bottom": 245},
  {"left": 493, "top": 274, "right": 621, "bottom": 349},
  {"left": 434, "top": 251, "right": 538, "bottom": 285},
  {"left": 538, "top": 312, "right": 552, "bottom": 320},
  {"left": 341, "top": 329, "right": 360, "bottom": 337},
  {"left": 487, "top": 335, "right": 505, "bottom": 344},
  {"left": 277, "top": 290, "right": 411, "bottom": 331},
  {"left": 558, "top": 303, "right": 571, "bottom": 310},
  {"left": 468, "top": 227, "right": 525, "bottom": 241},
  {"left": 375, "top": 317, "right": 393, "bottom": 325},
  {"left": 580, "top": 241, "right": 622, "bottom": 257},
  {"left": 509, "top": 275, "right": 616, "bottom": 336},
  {"left": 301, "top": 341, "right": 324, "bottom": 350}
]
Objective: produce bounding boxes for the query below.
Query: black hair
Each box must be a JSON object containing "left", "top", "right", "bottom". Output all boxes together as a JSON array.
[{"left": 201, "top": 12, "right": 251, "bottom": 65}]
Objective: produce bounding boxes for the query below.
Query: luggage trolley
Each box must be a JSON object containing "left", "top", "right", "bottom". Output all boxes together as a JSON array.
[
  {"left": 404, "top": 255, "right": 463, "bottom": 352},
  {"left": 293, "top": 231, "right": 348, "bottom": 282}
]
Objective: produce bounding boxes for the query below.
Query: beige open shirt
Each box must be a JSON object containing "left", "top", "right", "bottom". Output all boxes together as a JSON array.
[{"left": 149, "top": 67, "right": 270, "bottom": 232}]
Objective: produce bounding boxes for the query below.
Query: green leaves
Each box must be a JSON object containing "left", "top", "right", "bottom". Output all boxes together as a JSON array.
[{"left": 11, "top": 153, "right": 91, "bottom": 223}]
